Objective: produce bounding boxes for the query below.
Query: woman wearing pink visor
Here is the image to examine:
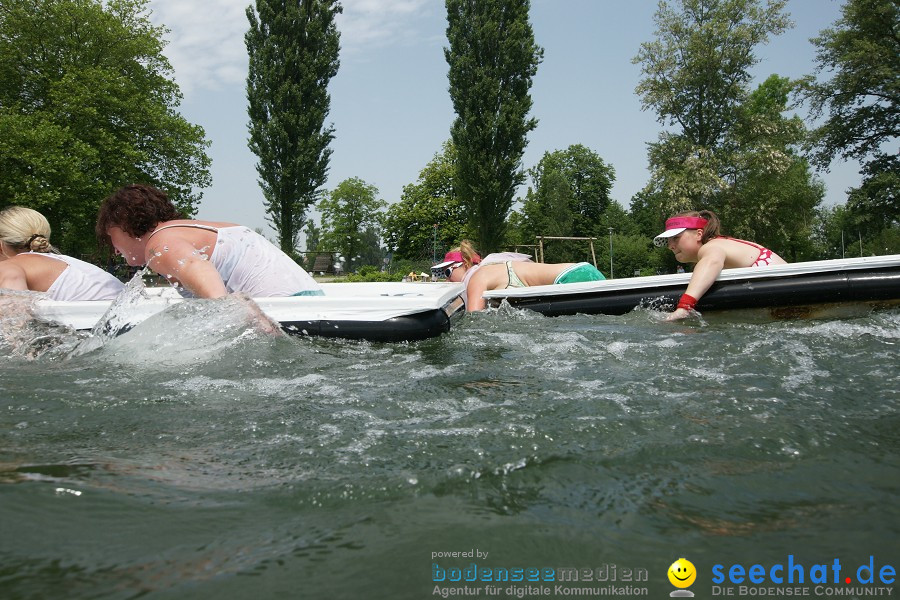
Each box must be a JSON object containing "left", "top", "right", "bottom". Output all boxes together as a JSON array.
[
  {"left": 654, "top": 210, "right": 786, "bottom": 320},
  {"left": 433, "top": 239, "right": 604, "bottom": 311}
]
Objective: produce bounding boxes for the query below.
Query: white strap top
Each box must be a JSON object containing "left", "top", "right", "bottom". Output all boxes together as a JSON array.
[
  {"left": 147, "top": 224, "right": 320, "bottom": 297},
  {"left": 27, "top": 253, "right": 124, "bottom": 301}
]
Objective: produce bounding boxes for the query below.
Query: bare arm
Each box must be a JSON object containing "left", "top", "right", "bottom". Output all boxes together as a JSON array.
[
  {"left": 667, "top": 244, "right": 726, "bottom": 321},
  {"left": 466, "top": 280, "right": 487, "bottom": 311},
  {"left": 465, "top": 270, "right": 489, "bottom": 312},
  {"left": 231, "top": 292, "right": 282, "bottom": 335},
  {"left": 147, "top": 238, "right": 228, "bottom": 299}
]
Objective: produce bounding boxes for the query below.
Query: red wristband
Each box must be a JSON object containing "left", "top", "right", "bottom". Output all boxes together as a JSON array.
[{"left": 677, "top": 293, "right": 698, "bottom": 311}]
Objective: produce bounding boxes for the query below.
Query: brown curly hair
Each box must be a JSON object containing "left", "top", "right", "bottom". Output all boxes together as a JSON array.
[{"left": 96, "top": 184, "right": 182, "bottom": 248}]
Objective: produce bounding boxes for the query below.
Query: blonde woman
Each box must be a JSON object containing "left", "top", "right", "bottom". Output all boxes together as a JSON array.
[
  {"left": 0, "top": 206, "right": 123, "bottom": 300},
  {"left": 434, "top": 240, "right": 605, "bottom": 311}
]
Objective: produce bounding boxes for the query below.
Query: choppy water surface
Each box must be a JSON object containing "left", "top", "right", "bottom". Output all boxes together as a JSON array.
[{"left": 1, "top": 298, "right": 898, "bottom": 599}]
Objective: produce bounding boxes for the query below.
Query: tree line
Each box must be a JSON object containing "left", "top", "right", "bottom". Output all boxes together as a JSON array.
[{"left": 1, "top": 0, "right": 896, "bottom": 277}]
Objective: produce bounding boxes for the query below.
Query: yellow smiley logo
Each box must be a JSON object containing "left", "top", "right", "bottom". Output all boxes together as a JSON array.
[{"left": 668, "top": 558, "right": 697, "bottom": 588}]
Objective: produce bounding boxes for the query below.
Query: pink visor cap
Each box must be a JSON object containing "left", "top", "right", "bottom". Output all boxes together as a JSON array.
[
  {"left": 432, "top": 250, "right": 481, "bottom": 271},
  {"left": 653, "top": 216, "right": 709, "bottom": 247}
]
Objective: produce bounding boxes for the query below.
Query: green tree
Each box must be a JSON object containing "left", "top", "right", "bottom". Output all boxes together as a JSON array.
[
  {"left": 596, "top": 203, "right": 654, "bottom": 278},
  {"left": 246, "top": 0, "right": 341, "bottom": 254},
  {"left": 629, "top": 189, "right": 688, "bottom": 274},
  {"left": 635, "top": 0, "right": 791, "bottom": 149},
  {"left": 598, "top": 232, "right": 660, "bottom": 279},
  {"left": 300, "top": 218, "right": 322, "bottom": 269},
  {"left": 520, "top": 171, "right": 576, "bottom": 262},
  {"left": 0, "top": 0, "right": 211, "bottom": 256},
  {"left": 522, "top": 145, "right": 616, "bottom": 245},
  {"left": 318, "top": 177, "right": 386, "bottom": 272},
  {"left": 801, "top": 0, "right": 899, "bottom": 170},
  {"left": 802, "top": 0, "right": 899, "bottom": 251},
  {"left": 444, "top": 0, "right": 543, "bottom": 252},
  {"left": 812, "top": 204, "right": 858, "bottom": 259},
  {"left": 382, "top": 142, "right": 470, "bottom": 261},
  {"left": 633, "top": 0, "right": 791, "bottom": 213},
  {"left": 503, "top": 209, "right": 531, "bottom": 250},
  {"left": 725, "top": 75, "right": 824, "bottom": 260},
  {"left": 356, "top": 226, "right": 386, "bottom": 270},
  {"left": 846, "top": 154, "right": 899, "bottom": 235},
  {"left": 814, "top": 155, "right": 899, "bottom": 259}
]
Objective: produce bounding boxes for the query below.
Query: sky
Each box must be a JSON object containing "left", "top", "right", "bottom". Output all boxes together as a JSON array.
[{"left": 147, "top": 0, "right": 862, "bottom": 243}]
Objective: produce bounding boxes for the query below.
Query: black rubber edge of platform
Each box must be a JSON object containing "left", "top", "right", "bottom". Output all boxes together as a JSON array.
[{"left": 495, "top": 268, "right": 900, "bottom": 317}]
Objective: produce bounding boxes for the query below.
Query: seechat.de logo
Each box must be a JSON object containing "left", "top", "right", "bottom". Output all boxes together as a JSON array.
[{"left": 668, "top": 558, "right": 697, "bottom": 598}]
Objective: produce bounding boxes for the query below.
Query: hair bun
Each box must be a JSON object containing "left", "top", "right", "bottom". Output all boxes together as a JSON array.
[{"left": 27, "top": 234, "right": 51, "bottom": 253}]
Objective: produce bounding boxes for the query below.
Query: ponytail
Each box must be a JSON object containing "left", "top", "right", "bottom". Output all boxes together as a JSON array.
[
  {"left": 457, "top": 239, "right": 482, "bottom": 268},
  {"left": 697, "top": 210, "right": 722, "bottom": 243}
]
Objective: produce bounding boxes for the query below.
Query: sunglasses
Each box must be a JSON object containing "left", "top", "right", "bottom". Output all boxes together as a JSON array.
[{"left": 433, "top": 263, "right": 462, "bottom": 279}]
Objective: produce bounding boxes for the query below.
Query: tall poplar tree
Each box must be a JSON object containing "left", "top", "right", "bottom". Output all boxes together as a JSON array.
[
  {"left": 246, "top": 0, "right": 341, "bottom": 256},
  {"left": 445, "top": 0, "right": 542, "bottom": 253}
]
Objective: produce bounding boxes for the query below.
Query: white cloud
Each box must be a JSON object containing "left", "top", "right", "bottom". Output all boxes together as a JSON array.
[
  {"left": 149, "top": 0, "right": 249, "bottom": 92},
  {"left": 148, "top": 0, "right": 436, "bottom": 93},
  {"left": 337, "top": 0, "right": 437, "bottom": 53}
]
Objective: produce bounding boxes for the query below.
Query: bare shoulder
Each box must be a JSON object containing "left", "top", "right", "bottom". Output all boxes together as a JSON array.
[
  {"left": 0, "top": 258, "right": 27, "bottom": 275},
  {"left": 0, "top": 255, "right": 65, "bottom": 292},
  {"left": 7, "top": 253, "right": 65, "bottom": 273},
  {"left": 699, "top": 239, "right": 730, "bottom": 254},
  {"left": 696, "top": 240, "right": 729, "bottom": 266},
  {"left": 472, "top": 263, "right": 508, "bottom": 288}
]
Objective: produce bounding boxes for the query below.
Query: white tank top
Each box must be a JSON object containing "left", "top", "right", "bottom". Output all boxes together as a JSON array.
[
  {"left": 28, "top": 253, "right": 125, "bottom": 301},
  {"left": 148, "top": 224, "right": 321, "bottom": 297}
]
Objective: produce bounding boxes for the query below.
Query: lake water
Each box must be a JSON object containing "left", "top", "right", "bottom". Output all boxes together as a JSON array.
[{"left": 1, "top": 296, "right": 898, "bottom": 599}]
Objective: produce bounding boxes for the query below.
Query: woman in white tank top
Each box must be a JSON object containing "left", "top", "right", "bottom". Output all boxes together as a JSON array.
[
  {"left": 97, "top": 184, "right": 322, "bottom": 298},
  {"left": 0, "top": 206, "right": 123, "bottom": 301}
]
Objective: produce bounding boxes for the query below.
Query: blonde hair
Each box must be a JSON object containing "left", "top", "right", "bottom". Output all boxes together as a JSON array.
[
  {"left": 455, "top": 239, "right": 481, "bottom": 268},
  {"left": 0, "top": 206, "right": 55, "bottom": 253}
]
